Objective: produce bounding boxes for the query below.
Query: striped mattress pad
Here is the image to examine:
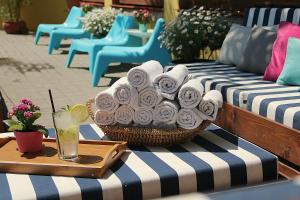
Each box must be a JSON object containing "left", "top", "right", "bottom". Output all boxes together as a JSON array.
[
  {"left": 0, "top": 124, "right": 277, "bottom": 200},
  {"left": 185, "top": 62, "right": 300, "bottom": 131}
]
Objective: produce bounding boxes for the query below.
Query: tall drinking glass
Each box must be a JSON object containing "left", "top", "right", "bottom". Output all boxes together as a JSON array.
[{"left": 53, "top": 110, "right": 79, "bottom": 161}]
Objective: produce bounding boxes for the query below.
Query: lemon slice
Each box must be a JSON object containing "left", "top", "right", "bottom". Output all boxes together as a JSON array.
[{"left": 70, "top": 104, "right": 89, "bottom": 123}]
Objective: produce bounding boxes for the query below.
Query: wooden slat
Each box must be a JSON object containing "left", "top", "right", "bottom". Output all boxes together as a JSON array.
[
  {"left": 119, "top": 0, "right": 163, "bottom": 7},
  {"left": 278, "top": 162, "right": 300, "bottom": 179},
  {"left": 178, "top": 0, "right": 300, "bottom": 12},
  {"left": 111, "top": 4, "right": 163, "bottom": 12},
  {"left": 112, "top": 0, "right": 163, "bottom": 11},
  {"left": 80, "top": 0, "right": 104, "bottom": 7},
  {"left": 215, "top": 103, "right": 300, "bottom": 167},
  {"left": 81, "top": 0, "right": 103, "bottom": 2}
]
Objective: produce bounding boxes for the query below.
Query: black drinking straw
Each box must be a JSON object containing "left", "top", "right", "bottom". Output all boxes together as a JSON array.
[
  {"left": 48, "top": 89, "right": 62, "bottom": 157},
  {"left": 48, "top": 89, "right": 56, "bottom": 113}
]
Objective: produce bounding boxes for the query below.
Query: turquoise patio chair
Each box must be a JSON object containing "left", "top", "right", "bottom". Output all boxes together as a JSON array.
[
  {"left": 91, "top": 18, "right": 171, "bottom": 86},
  {"left": 65, "top": 15, "right": 141, "bottom": 73},
  {"left": 34, "top": 7, "right": 83, "bottom": 45},
  {"left": 48, "top": 28, "right": 90, "bottom": 54}
]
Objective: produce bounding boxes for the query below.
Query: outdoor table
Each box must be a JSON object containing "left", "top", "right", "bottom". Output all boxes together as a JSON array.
[
  {"left": 0, "top": 124, "right": 277, "bottom": 200},
  {"left": 126, "top": 29, "right": 153, "bottom": 44}
]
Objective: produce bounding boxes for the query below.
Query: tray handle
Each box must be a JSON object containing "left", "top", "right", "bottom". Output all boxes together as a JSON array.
[
  {"left": 86, "top": 98, "right": 95, "bottom": 121},
  {"left": 102, "top": 142, "right": 127, "bottom": 166}
]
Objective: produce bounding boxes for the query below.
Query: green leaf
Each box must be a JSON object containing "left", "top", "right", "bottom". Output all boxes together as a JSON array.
[
  {"left": 3, "top": 120, "right": 24, "bottom": 131},
  {"left": 29, "top": 112, "right": 42, "bottom": 124},
  {"left": 31, "top": 125, "right": 49, "bottom": 138}
]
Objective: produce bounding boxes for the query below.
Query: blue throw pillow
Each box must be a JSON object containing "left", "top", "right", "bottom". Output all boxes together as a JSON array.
[{"left": 277, "top": 37, "right": 300, "bottom": 86}]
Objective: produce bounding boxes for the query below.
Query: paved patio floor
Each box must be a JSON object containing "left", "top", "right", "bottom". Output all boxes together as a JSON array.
[{"left": 0, "top": 31, "right": 134, "bottom": 128}]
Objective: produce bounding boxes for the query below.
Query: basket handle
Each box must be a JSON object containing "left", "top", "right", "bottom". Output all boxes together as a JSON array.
[{"left": 86, "top": 98, "right": 95, "bottom": 121}]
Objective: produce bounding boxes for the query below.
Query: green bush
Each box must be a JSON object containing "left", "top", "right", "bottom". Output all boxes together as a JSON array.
[
  {"left": 0, "top": 0, "right": 31, "bottom": 22},
  {"left": 159, "top": 6, "right": 232, "bottom": 60}
]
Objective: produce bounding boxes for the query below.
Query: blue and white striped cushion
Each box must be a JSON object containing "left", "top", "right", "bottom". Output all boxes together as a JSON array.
[
  {"left": 0, "top": 124, "right": 277, "bottom": 200},
  {"left": 243, "top": 7, "right": 300, "bottom": 27},
  {"left": 187, "top": 62, "right": 300, "bottom": 131}
]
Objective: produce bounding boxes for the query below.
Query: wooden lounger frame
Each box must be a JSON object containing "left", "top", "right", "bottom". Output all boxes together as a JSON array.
[{"left": 215, "top": 103, "right": 300, "bottom": 179}]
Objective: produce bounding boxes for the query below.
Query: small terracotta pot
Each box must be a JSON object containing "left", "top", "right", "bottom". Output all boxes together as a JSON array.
[
  {"left": 2, "top": 21, "right": 28, "bottom": 34},
  {"left": 14, "top": 131, "right": 43, "bottom": 153}
]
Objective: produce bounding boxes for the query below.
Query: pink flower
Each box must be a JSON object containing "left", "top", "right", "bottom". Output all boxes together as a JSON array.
[
  {"left": 144, "top": 12, "right": 149, "bottom": 18},
  {"left": 7, "top": 112, "right": 13, "bottom": 119},
  {"left": 24, "top": 111, "right": 33, "bottom": 119},
  {"left": 12, "top": 106, "right": 17, "bottom": 113},
  {"left": 20, "top": 98, "right": 33, "bottom": 106},
  {"left": 17, "top": 103, "right": 29, "bottom": 111},
  {"left": 20, "top": 98, "right": 32, "bottom": 105}
]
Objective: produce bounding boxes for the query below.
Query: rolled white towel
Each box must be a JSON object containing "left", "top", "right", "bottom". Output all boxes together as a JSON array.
[
  {"left": 198, "top": 90, "right": 223, "bottom": 121},
  {"left": 127, "top": 60, "right": 163, "bottom": 90},
  {"left": 133, "top": 108, "right": 153, "bottom": 126},
  {"left": 94, "top": 110, "right": 116, "bottom": 126},
  {"left": 177, "top": 108, "right": 203, "bottom": 130},
  {"left": 154, "top": 64, "right": 190, "bottom": 100},
  {"left": 95, "top": 86, "right": 119, "bottom": 113},
  {"left": 153, "top": 100, "right": 179, "bottom": 127},
  {"left": 138, "top": 87, "right": 163, "bottom": 108},
  {"left": 178, "top": 79, "right": 204, "bottom": 108},
  {"left": 115, "top": 105, "right": 134, "bottom": 125},
  {"left": 113, "top": 77, "right": 138, "bottom": 106},
  {"left": 203, "top": 90, "right": 223, "bottom": 108}
]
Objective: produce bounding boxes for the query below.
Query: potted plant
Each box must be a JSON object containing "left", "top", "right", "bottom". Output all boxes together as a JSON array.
[
  {"left": 133, "top": 9, "right": 154, "bottom": 32},
  {"left": 158, "top": 7, "right": 231, "bottom": 62},
  {"left": 3, "top": 98, "right": 48, "bottom": 153},
  {"left": 0, "top": 0, "right": 31, "bottom": 34},
  {"left": 81, "top": 7, "right": 121, "bottom": 38}
]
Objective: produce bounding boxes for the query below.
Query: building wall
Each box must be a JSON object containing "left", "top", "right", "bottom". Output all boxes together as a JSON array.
[
  {"left": 164, "top": 0, "right": 179, "bottom": 22},
  {"left": 21, "top": 0, "right": 68, "bottom": 31},
  {"left": 2, "top": 0, "right": 300, "bottom": 31}
]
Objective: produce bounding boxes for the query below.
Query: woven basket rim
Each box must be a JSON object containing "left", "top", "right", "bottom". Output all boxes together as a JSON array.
[{"left": 86, "top": 98, "right": 211, "bottom": 146}]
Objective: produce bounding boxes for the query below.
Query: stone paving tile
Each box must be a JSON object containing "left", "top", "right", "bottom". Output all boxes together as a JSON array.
[{"left": 0, "top": 31, "right": 134, "bottom": 128}]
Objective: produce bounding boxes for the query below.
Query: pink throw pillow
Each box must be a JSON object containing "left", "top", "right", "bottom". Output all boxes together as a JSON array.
[{"left": 264, "top": 22, "right": 300, "bottom": 81}]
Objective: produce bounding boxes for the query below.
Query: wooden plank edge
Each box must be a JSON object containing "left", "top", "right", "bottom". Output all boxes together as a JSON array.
[
  {"left": 111, "top": 4, "right": 163, "bottom": 11},
  {"left": 278, "top": 161, "right": 300, "bottom": 179},
  {"left": 214, "top": 103, "right": 300, "bottom": 167}
]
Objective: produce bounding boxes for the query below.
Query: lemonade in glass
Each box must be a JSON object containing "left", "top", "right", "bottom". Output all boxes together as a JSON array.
[{"left": 53, "top": 104, "right": 88, "bottom": 161}]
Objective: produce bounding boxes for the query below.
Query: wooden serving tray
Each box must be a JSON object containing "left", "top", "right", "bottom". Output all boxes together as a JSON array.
[{"left": 0, "top": 137, "right": 127, "bottom": 178}]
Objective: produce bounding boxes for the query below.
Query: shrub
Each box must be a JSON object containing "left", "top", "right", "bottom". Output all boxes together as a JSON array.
[
  {"left": 158, "top": 6, "right": 232, "bottom": 60},
  {"left": 0, "top": 0, "right": 31, "bottom": 22}
]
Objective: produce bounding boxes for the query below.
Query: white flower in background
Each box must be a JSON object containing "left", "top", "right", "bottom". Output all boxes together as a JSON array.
[
  {"left": 181, "top": 28, "right": 187, "bottom": 34},
  {"left": 81, "top": 8, "right": 121, "bottom": 37},
  {"left": 176, "top": 45, "right": 183, "bottom": 50}
]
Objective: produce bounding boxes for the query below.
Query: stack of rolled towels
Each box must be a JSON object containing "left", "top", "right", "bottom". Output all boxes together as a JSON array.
[{"left": 94, "top": 60, "right": 223, "bottom": 130}]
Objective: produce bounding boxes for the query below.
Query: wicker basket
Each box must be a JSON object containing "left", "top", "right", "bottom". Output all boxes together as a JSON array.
[{"left": 86, "top": 99, "right": 211, "bottom": 146}]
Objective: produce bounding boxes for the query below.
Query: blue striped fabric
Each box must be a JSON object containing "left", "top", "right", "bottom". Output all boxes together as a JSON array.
[
  {"left": 186, "top": 62, "right": 300, "bottom": 131},
  {"left": 243, "top": 7, "right": 300, "bottom": 27},
  {"left": 0, "top": 124, "right": 277, "bottom": 200},
  {"left": 161, "top": 178, "right": 300, "bottom": 200}
]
